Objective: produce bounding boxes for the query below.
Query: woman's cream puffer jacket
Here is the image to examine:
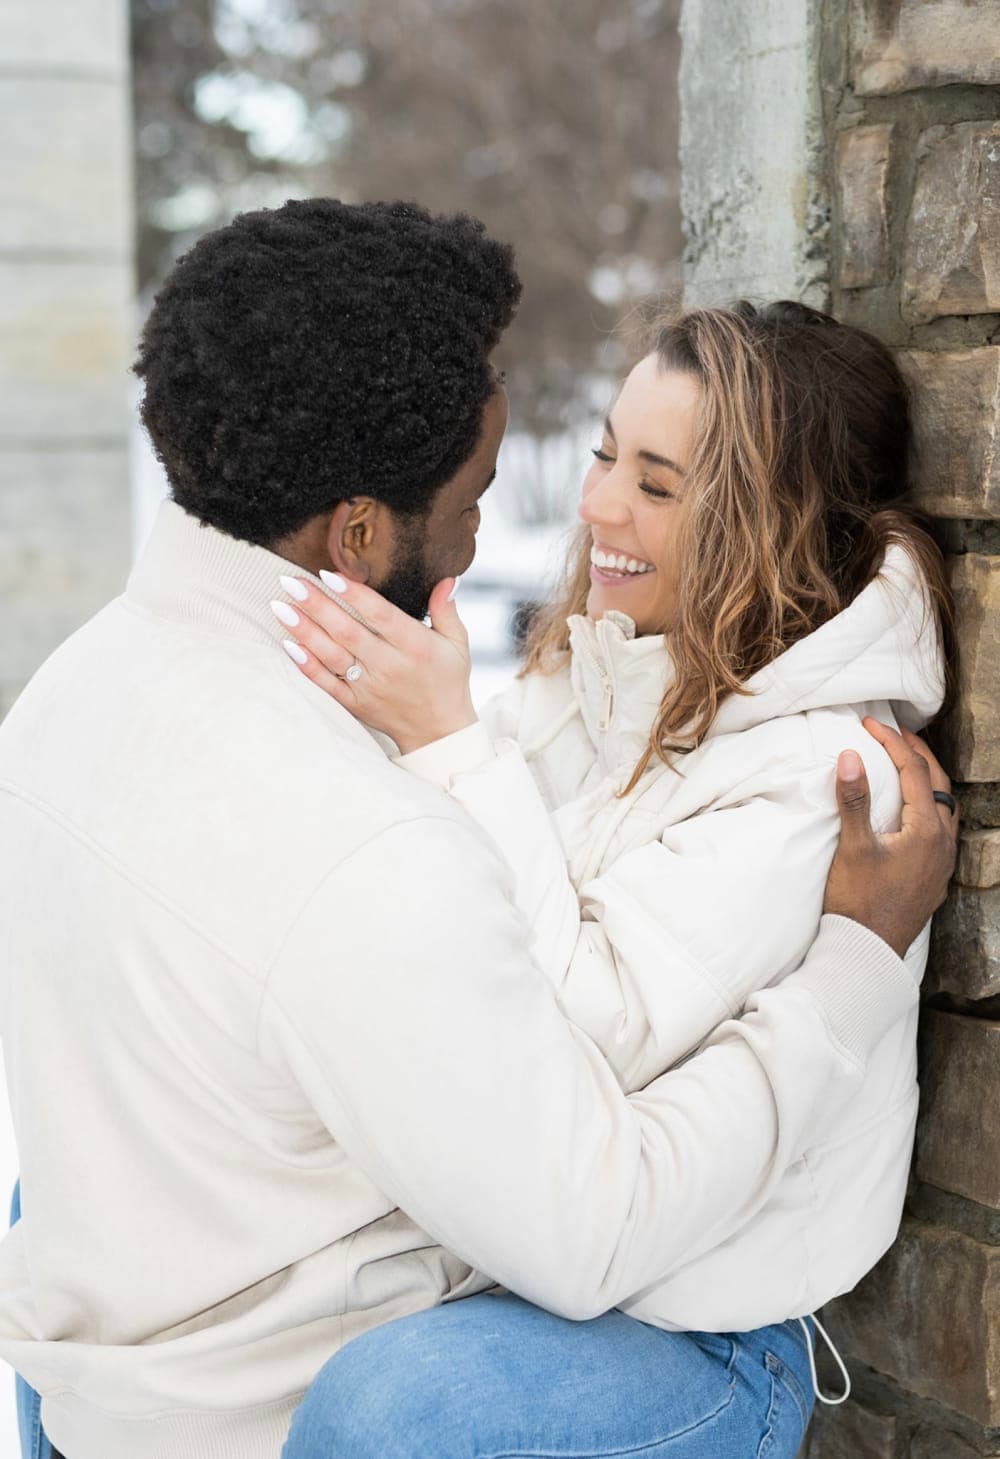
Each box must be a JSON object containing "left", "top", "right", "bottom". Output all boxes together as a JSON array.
[{"left": 400, "top": 543, "right": 946, "bottom": 1332}]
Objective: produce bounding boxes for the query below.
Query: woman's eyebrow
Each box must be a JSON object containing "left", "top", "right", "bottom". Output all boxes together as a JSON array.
[
  {"left": 639, "top": 450, "right": 684, "bottom": 475},
  {"left": 604, "top": 415, "right": 684, "bottom": 476}
]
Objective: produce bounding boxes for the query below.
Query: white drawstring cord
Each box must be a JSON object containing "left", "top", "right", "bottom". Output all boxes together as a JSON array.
[{"left": 798, "top": 1315, "right": 852, "bottom": 1405}]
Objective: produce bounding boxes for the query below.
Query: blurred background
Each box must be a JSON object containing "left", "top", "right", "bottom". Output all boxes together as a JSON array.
[
  {"left": 130, "top": 0, "right": 683, "bottom": 698},
  {"left": 4, "top": 0, "right": 685, "bottom": 717},
  {"left": 0, "top": 3, "right": 681, "bottom": 1444}
]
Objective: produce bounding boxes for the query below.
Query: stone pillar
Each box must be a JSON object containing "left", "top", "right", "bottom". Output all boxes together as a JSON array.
[
  {"left": 679, "top": 4, "right": 1000, "bottom": 1454},
  {"left": 0, "top": 0, "right": 134, "bottom": 718},
  {"left": 679, "top": 0, "right": 830, "bottom": 308}
]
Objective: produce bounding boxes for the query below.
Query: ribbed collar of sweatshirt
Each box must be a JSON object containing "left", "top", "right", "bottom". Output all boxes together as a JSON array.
[
  {"left": 125, "top": 497, "right": 400, "bottom": 758},
  {"left": 126, "top": 497, "right": 326, "bottom": 647}
]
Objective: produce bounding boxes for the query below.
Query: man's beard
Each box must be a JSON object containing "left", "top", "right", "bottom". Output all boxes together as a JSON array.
[{"left": 377, "top": 512, "right": 437, "bottom": 621}]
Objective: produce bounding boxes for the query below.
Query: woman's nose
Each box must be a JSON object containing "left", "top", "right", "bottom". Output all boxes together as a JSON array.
[{"left": 579, "top": 472, "right": 630, "bottom": 527}]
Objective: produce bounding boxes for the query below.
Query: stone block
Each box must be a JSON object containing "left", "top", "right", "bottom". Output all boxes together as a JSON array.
[
  {"left": 901, "top": 350, "right": 1000, "bottom": 520},
  {"left": 851, "top": 0, "right": 1000, "bottom": 94},
  {"left": 916, "top": 1012, "right": 1000, "bottom": 1207},
  {"left": 0, "top": 446, "right": 131, "bottom": 707},
  {"left": 803, "top": 1396, "right": 896, "bottom": 1457},
  {"left": 823, "top": 1219, "right": 1000, "bottom": 1427},
  {"left": 836, "top": 124, "right": 893, "bottom": 289},
  {"left": 902, "top": 123, "right": 1000, "bottom": 324},
  {"left": 937, "top": 555, "right": 1000, "bottom": 784},
  {"left": 931, "top": 832, "right": 1000, "bottom": 1002},
  {"left": 0, "top": 0, "right": 127, "bottom": 77},
  {"left": 911, "top": 1426, "right": 996, "bottom": 1458},
  {"left": 958, "top": 830, "right": 1000, "bottom": 890},
  {"left": 928, "top": 885, "right": 1000, "bottom": 1003},
  {"left": 0, "top": 261, "right": 133, "bottom": 441},
  {"left": 911, "top": 1427, "right": 997, "bottom": 1458},
  {"left": 0, "top": 78, "right": 133, "bottom": 254}
]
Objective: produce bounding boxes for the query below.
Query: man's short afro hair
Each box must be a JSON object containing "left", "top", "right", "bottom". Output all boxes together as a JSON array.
[{"left": 134, "top": 198, "right": 522, "bottom": 546}]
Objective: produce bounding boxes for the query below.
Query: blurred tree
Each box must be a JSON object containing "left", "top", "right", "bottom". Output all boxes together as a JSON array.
[
  {"left": 131, "top": 0, "right": 681, "bottom": 509},
  {"left": 131, "top": 0, "right": 302, "bottom": 288},
  {"left": 314, "top": 0, "right": 682, "bottom": 437}
]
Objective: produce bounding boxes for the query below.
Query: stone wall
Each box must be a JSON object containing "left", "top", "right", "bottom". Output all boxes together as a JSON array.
[
  {"left": 679, "top": 2, "right": 1000, "bottom": 1454},
  {"left": 0, "top": 0, "right": 134, "bottom": 719},
  {"left": 812, "top": 7, "right": 1000, "bottom": 1452}
]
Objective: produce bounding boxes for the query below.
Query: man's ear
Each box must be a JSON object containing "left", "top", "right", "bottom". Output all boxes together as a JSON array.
[{"left": 326, "top": 498, "right": 383, "bottom": 584}]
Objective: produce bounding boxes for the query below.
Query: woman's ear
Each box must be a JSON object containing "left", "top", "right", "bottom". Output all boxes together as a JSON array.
[{"left": 326, "top": 498, "right": 383, "bottom": 585}]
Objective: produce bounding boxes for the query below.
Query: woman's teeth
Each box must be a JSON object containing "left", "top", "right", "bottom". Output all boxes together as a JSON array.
[{"left": 590, "top": 547, "right": 655, "bottom": 578}]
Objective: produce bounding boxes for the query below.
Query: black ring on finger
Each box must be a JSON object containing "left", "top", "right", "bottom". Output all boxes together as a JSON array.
[{"left": 933, "top": 790, "right": 957, "bottom": 816}]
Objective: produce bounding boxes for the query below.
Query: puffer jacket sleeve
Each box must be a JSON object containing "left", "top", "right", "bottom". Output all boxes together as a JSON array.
[
  {"left": 478, "top": 675, "right": 529, "bottom": 741},
  {"left": 562, "top": 755, "right": 846, "bottom": 1090},
  {"left": 397, "top": 723, "right": 898, "bottom": 1093}
]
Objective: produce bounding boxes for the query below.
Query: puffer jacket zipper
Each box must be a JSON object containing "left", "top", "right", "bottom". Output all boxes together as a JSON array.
[{"left": 578, "top": 632, "right": 615, "bottom": 734}]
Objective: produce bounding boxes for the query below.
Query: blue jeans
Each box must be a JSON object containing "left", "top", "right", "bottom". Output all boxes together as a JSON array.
[
  {"left": 9, "top": 1182, "right": 53, "bottom": 1459},
  {"left": 282, "top": 1290, "right": 816, "bottom": 1458},
  {"left": 9, "top": 1181, "right": 815, "bottom": 1459}
]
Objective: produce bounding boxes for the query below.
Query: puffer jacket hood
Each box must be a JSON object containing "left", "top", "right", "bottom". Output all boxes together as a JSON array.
[{"left": 567, "top": 541, "right": 946, "bottom": 778}]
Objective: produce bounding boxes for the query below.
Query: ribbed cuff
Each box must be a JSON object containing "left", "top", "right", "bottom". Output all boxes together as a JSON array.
[
  {"left": 788, "top": 914, "right": 919, "bottom": 1066},
  {"left": 396, "top": 721, "right": 495, "bottom": 788},
  {"left": 43, "top": 1390, "right": 300, "bottom": 1459}
]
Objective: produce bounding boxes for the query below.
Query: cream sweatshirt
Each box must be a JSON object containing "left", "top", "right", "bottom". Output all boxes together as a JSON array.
[{"left": 0, "top": 500, "right": 920, "bottom": 1459}]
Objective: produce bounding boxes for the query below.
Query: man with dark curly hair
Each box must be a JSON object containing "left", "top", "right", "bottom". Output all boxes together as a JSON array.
[
  {"left": 0, "top": 199, "right": 955, "bottom": 1459},
  {"left": 134, "top": 198, "right": 517, "bottom": 617}
]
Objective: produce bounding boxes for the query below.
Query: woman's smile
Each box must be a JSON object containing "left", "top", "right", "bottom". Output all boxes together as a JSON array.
[{"left": 589, "top": 542, "right": 657, "bottom": 586}]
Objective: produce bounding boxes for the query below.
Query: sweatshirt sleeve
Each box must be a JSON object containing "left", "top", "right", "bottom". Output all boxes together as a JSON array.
[{"left": 257, "top": 814, "right": 917, "bottom": 1323}]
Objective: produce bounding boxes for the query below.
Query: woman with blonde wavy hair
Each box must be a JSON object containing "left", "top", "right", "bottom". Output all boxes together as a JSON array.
[{"left": 274, "top": 299, "right": 953, "bottom": 1458}]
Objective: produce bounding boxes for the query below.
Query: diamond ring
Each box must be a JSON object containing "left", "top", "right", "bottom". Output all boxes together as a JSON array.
[{"left": 345, "top": 662, "right": 363, "bottom": 683}]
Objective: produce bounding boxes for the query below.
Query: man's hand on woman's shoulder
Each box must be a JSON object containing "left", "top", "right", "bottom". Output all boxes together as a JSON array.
[{"left": 823, "top": 718, "right": 959, "bottom": 959}]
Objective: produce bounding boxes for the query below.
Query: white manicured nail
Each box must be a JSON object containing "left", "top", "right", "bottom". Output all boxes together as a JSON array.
[
  {"left": 279, "top": 575, "right": 309, "bottom": 602},
  {"left": 281, "top": 639, "right": 308, "bottom": 665},
  {"left": 447, "top": 576, "right": 462, "bottom": 602},
  {"left": 270, "top": 600, "right": 300, "bottom": 628},
  {"left": 320, "top": 569, "right": 348, "bottom": 593}
]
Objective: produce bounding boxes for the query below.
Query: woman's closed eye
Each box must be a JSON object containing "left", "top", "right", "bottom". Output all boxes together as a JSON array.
[{"left": 591, "top": 446, "right": 676, "bottom": 501}]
